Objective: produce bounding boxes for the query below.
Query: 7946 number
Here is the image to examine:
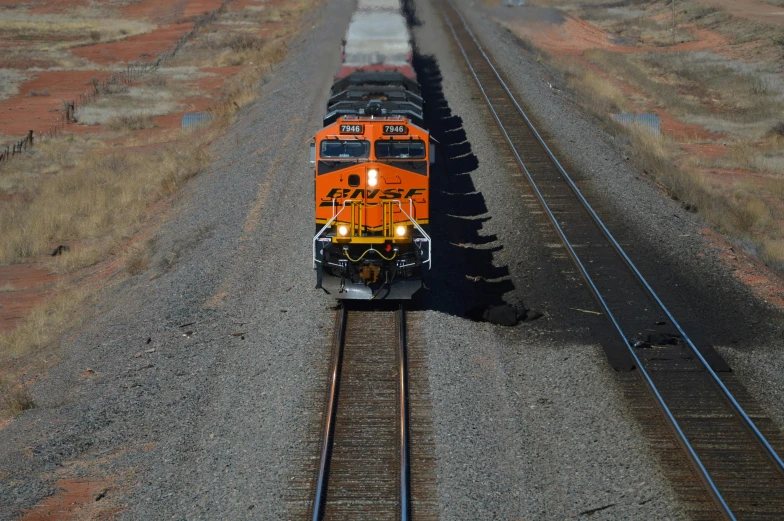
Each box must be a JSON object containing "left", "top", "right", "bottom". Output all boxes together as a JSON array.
[
  {"left": 340, "top": 124, "right": 364, "bottom": 134},
  {"left": 383, "top": 125, "right": 408, "bottom": 134}
]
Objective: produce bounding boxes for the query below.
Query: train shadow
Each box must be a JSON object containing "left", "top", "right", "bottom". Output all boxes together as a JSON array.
[
  {"left": 401, "top": 0, "right": 422, "bottom": 27},
  {"left": 412, "top": 49, "right": 515, "bottom": 317}
]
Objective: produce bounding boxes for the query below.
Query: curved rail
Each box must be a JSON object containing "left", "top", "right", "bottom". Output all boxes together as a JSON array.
[{"left": 441, "top": 0, "right": 784, "bottom": 518}]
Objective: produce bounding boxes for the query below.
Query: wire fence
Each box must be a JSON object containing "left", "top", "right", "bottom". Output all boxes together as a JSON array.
[
  {"left": 0, "top": 0, "right": 231, "bottom": 166},
  {"left": 0, "top": 131, "right": 34, "bottom": 164}
]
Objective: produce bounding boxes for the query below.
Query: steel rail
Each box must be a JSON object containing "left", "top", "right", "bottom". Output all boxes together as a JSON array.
[
  {"left": 440, "top": 2, "right": 743, "bottom": 518},
  {"left": 398, "top": 304, "right": 411, "bottom": 521},
  {"left": 444, "top": 0, "right": 784, "bottom": 479},
  {"left": 311, "top": 303, "right": 347, "bottom": 521},
  {"left": 311, "top": 303, "right": 411, "bottom": 520}
]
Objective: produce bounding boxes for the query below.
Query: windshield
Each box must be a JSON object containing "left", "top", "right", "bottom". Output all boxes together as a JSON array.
[
  {"left": 375, "top": 140, "right": 426, "bottom": 159},
  {"left": 320, "top": 140, "right": 370, "bottom": 159}
]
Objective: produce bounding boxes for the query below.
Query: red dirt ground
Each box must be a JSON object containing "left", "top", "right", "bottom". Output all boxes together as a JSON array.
[
  {"left": 19, "top": 477, "right": 121, "bottom": 521},
  {"left": 681, "top": 142, "right": 728, "bottom": 159},
  {"left": 71, "top": 22, "right": 195, "bottom": 66},
  {"left": 0, "top": 0, "right": 224, "bottom": 139},
  {"left": 702, "top": 228, "right": 784, "bottom": 309},
  {"left": 501, "top": 16, "right": 728, "bottom": 56},
  {"left": 0, "top": 71, "right": 111, "bottom": 137},
  {"left": 0, "top": 263, "right": 57, "bottom": 333},
  {"left": 697, "top": 0, "right": 784, "bottom": 26}
]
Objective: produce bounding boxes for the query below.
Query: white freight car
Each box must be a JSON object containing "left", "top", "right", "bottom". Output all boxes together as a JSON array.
[
  {"left": 356, "top": 0, "right": 401, "bottom": 11},
  {"left": 343, "top": 11, "right": 411, "bottom": 67}
]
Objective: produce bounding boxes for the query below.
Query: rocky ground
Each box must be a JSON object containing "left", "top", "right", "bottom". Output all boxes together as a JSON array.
[{"left": 2, "top": 0, "right": 784, "bottom": 519}]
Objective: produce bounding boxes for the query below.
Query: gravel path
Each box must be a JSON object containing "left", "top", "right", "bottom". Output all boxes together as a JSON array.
[
  {"left": 0, "top": 1, "right": 350, "bottom": 518},
  {"left": 409, "top": 0, "right": 689, "bottom": 518}
]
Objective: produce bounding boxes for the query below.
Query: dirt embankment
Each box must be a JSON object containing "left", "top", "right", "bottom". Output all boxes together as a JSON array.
[
  {"left": 488, "top": 0, "right": 784, "bottom": 310},
  {"left": 0, "top": 0, "right": 315, "bottom": 404},
  {"left": 1, "top": 0, "right": 321, "bottom": 516}
]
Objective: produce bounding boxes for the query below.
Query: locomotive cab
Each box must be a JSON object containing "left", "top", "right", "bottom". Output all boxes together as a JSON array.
[{"left": 313, "top": 115, "right": 432, "bottom": 300}]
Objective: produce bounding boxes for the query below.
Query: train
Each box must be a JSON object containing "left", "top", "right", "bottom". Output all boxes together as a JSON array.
[{"left": 312, "top": 0, "right": 432, "bottom": 300}]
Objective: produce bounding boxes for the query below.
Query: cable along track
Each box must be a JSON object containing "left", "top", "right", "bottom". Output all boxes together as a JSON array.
[
  {"left": 440, "top": 0, "right": 784, "bottom": 519},
  {"left": 312, "top": 303, "right": 411, "bottom": 521}
]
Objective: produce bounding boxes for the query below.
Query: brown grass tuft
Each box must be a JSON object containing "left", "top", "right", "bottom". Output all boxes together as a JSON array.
[
  {"left": 126, "top": 243, "right": 150, "bottom": 275},
  {"left": 763, "top": 239, "right": 784, "bottom": 269},
  {"left": 769, "top": 122, "right": 784, "bottom": 137},
  {"left": 0, "top": 379, "right": 35, "bottom": 417},
  {"left": 107, "top": 113, "right": 155, "bottom": 131},
  {"left": 556, "top": 55, "right": 628, "bottom": 114}
]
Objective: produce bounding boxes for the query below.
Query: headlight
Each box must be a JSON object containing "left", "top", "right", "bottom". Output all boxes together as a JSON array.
[
  {"left": 338, "top": 225, "right": 349, "bottom": 236},
  {"left": 395, "top": 225, "right": 406, "bottom": 237},
  {"left": 368, "top": 168, "right": 378, "bottom": 187}
]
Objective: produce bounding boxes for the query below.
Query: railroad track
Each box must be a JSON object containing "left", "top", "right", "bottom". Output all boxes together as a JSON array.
[
  {"left": 311, "top": 303, "right": 411, "bottom": 521},
  {"left": 439, "top": 1, "right": 784, "bottom": 519}
]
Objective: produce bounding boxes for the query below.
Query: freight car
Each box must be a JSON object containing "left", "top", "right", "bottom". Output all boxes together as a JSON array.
[
  {"left": 337, "top": 10, "right": 415, "bottom": 80},
  {"left": 356, "top": 0, "right": 402, "bottom": 11},
  {"left": 312, "top": 2, "right": 431, "bottom": 300}
]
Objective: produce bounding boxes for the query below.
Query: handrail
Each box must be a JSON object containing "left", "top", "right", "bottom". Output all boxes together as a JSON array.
[
  {"left": 313, "top": 200, "right": 354, "bottom": 268},
  {"left": 313, "top": 199, "right": 432, "bottom": 269}
]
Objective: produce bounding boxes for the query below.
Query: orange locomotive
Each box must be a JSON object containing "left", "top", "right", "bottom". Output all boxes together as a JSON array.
[{"left": 312, "top": 114, "right": 432, "bottom": 299}]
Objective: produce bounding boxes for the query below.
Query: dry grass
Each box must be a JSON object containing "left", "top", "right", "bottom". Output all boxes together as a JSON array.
[
  {"left": 623, "top": 125, "right": 784, "bottom": 265},
  {"left": 76, "top": 84, "right": 181, "bottom": 127},
  {"left": 0, "top": 283, "right": 91, "bottom": 362},
  {"left": 0, "top": 69, "right": 25, "bottom": 101},
  {"left": 126, "top": 241, "right": 152, "bottom": 276},
  {"left": 106, "top": 113, "right": 156, "bottom": 131},
  {"left": 45, "top": 242, "right": 108, "bottom": 274},
  {"left": 0, "top": 140, "right": 208, "bottom": 264},
  {"left": 0, "top": 15, "right": 154, "bottom": 49},
  {"left": 0, "top": 378, "right": 35, "bottom": 417},
  {"left": 764, "top": 240, "right": 784, "bottom": 270},
  {"left": 556, "top": 56, "right": 628, "bottom": 114}
]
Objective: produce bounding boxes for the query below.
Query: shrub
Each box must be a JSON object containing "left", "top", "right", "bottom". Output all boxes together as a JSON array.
[
  {"left": 107, "top": 113, "right": 155, "bottom": 130},
  {"left": 0, "top": 379, "right": 35, "bottom": 416}
]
